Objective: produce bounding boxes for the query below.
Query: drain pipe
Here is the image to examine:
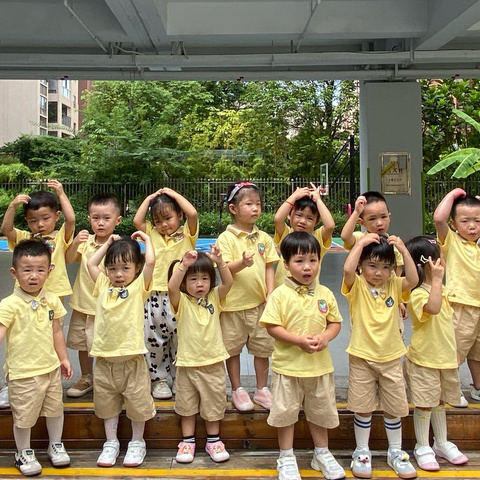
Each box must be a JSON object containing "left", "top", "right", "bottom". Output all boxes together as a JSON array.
[
  {"left": 295, "top": 0, "right": 321, "bottom": 53},
  {"left": 64, "top": 0, "right": 108, "bottom": 54}
]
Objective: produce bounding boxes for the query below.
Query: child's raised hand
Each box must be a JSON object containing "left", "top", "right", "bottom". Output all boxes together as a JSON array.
[
  {"left": 107, "top": 234, "right": 121, "bottom": 245},
  {"left": 387, "top": 235, "right": 406, "bottom": 252},
  {"left": 291, "top": 187, "right": 311, "bottom": 201},
  {"left": 182, "top": 250, "right": 198, "bottom": 267},
  {"left": 75, "top": 229, "right": 90, "bottom": 244},
  {"left": 310, "top": 182, "right": 326, "bottom": 200},
  {"left": 429, "top": 256, "right": 445, "bottom": 281},
  {"left": 358, "top": 232, "right": 380, "bottom": 247},
  {"left": 354, "top": 195, "right": 367, "bottom": 214},
  {"left": 11, "top": 194, "right": 31, "bottom": 208},
  {"left": 241, "top": 251, "right": 255, "bottom": 268},
  {"left": 131, "top": 230, "right": 148, "bottom": 242},
  {"left": 206, "top": 244, "right": 223, "bottom": 265},
  {"left": 297, "top": 334, "right": 318, "bottom": 354},
  {"left": 450, "top": 187, "right": 466, "bottom": 199},
  {"left": 159, "top": 187, "right": 177, "bottom": 197},
  {"left": 46, "top": 179, "right": 64, "bottom": 194}
]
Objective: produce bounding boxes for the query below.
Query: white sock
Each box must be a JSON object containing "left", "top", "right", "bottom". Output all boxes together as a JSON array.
[
  {"left": 431, "top": 405, "right": 448, "bottom": 445},
  {"left": 384, "top": 416, "right": 402, "bottom": 451},
  {"left": 46, "top": 415, "right": 64, "bottom": 444},
  {"left": 413, "top": 408, "right": 431, "bottom": 447},
  {"left": 280, "top": 448, "right": 294, "bottom": 457},
  {"left": 354, "top": 413, "right": 372, "bottom": 450},
  {"left": 104, "top": 416, "right": 119, "bottom": 442},
  {"left": 131, "top": 420, "right": 146, "bottom": 442},
  {"left": 13, "top": 425, "right": 31, "bottom": 452}
]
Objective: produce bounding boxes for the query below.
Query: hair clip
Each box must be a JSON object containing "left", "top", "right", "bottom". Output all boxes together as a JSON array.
[
  {"left": 419, "top": 255, "right": 429, "bottom": 264},
  {"left": 427, "top": 239, "right": 437, "bottom": 244},
  {"left": 226, "top": 182, "right": 257, "bottom": 202}
]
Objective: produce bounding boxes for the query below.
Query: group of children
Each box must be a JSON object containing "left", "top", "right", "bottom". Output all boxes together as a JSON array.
[{"left": 0, "top": 179, "right": 477, "bottom": 480}]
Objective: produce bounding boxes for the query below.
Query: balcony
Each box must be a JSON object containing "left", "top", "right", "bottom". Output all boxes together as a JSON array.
[{"left": 62, "top": 114, "right": 71, "bottom": 127}]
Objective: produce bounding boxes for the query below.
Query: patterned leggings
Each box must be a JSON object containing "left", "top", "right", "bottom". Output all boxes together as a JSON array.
[{"left": 144, "top": 291, "right": 177, "bottom": 383}]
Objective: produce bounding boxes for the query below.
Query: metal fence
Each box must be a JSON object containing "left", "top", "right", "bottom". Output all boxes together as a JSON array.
[{"left": 0, "top": 177, "right": 478, "bottom": 216}]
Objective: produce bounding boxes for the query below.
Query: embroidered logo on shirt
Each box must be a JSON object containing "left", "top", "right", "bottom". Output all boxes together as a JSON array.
[
  {"left": 258, "top": 243, "right": 265, "bottom": 255},
  {"left": 318, "top": 299, "right": 328, "bottom": 313},
  {"left": 385, "top": 296, "right": 394, "bottom": 307}
]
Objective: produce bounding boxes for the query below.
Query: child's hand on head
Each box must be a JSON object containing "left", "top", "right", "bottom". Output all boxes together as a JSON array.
[
  {"left": 309, "top": 182, "right": 325, "bottom": 200},
  {"left": 131, "top": 230, "right": 148, "bottom": 242},
  {"left": 451, "top": 188, "right": 466, "bottom": 199},
  {"left": 241, "top": 251, "right": 254, "bottom": 267},
  {"left": 182, "top": 250, "right": 198, "bottom": 267},
  {"left": 108, "top": 234, "right": 121, "bottom": 244},
  {"left": 387, "top": 235, "right": 406, "bottom": 252},
  {"left": 291, "top": 187, "right": 311, "bottom": 201},
  {"left": 159, "top": 187, "right": 176, "bottom": 197},
  {"left": 429, "top": 256, "right": 444, "bottom": 280},
  {"left": 46, "top": 179, "right": 64, "bottom": 194},
  {"left": 298, "top": 334, "right": 319, "bottom": 354},
  {"left": 358, "top": 232, "right": 380, "bottom": 247},
  {"left": 206, "top": 244, "right": 223, "bottom": 265},
  {"left": 12, "top": 194, "right": 31, "bottom": 207},
  {"left": 354, "top": 195, "right": 367, "bottom": 214}
]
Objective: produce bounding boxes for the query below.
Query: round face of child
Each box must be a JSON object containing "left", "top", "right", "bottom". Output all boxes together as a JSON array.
[
  {"left": 106, "top": 258, "right": 139, "bottom": 288},
  {"left": 185, "top": 271, "right": 211, "bottom": 299},
  {"left": 359, "top": 256, "right": 393, "bottom": 287},
  {"left": 285, "top": 250, "right": 319, "bottom": 285},
  {"left": 450, "top": 204, "right": 480, "bottom": 242},
  {"left": 229, "top": 190, "right": 261, "bottom": 230},
  {"left": 152, "top": 206, "right": 183, "bottom": 236},
  {"left": 289, "top": 206, "right": 318, "bottom": 233},
  {"left": 358, "top": 201, "right": 391, "bottom": 236},
  {"left": 25, "top": 207, "right": 60, "bottom": 236},
  {"left": 89, "top": 203, "right": 122, "bottom": 242},
  {"left": 10, "top": 254, "right": 51, "bottom": 297}
]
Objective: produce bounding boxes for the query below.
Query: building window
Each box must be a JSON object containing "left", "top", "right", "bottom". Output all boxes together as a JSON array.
[
  {"left": 61, "top": 79, "right": 71, "bottom": 99},
  {"left": 39, "top": 128, "right": 47, "bottom": 136},
  {"left": 40, "top": 84, "right": 47, "bottom": 96},
  {"left": 48, "top": 79, "right": 58, "bottom": 94},
  {"left": 39, "top": 96, "right": 47, "bottom": 117}
]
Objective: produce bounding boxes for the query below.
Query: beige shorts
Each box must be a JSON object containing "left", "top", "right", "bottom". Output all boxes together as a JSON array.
[
  {"left": 174, "top": 362, "right": 227, "bottom": 421},
  {"left": 267, "top": 371, "right": 339, "bottom": 429},
  {"left": 221, "top": 305, "right": 274, "bottom": 357},
  {"left": 403, "top": 357, "right": 461, "bottom": 407},
  {"left": 66, "top": 310, "right": 94, "bottom": 352},
  {"left": 451, "top": 303, "right": 480, "bottom": 363},
  {"left": 9, "top": 368, "right": 63, "bottom": 429},
  {"left": 94, "top": 355, "right": 156, "bottom": 422},
  {"left": 347, "top": 355, "right": 409, "bottom": 418}
]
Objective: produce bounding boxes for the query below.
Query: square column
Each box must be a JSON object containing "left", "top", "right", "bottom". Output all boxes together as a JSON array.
[{"left": 359, "top": 81, "right": 423, "bottom": 239}]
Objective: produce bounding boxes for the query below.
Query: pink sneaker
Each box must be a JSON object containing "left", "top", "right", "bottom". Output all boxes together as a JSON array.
[
  {"left": 253, "top": 387, "right": 272, "bottom": 410},
  {"left": 176, "top": 442, "right": 195, "bottom": 463},
  {"left": 231, "top": 387, "right": 254, "bottom": 411},
  {"left": 205, "top": 441, "right": 230, "bottom": 462}
]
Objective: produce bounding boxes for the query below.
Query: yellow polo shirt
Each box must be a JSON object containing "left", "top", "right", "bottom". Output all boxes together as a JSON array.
[
  {"left": 90, "top": 272, "right": 150, "bottom": 358},
  {"left": 216, "top": 225, "right": 278, "bottom": 311},
  {"left": 440, "top": 228, "right": 480, "bottom": 307},
  {"left": 9, "top": 224, "right": 73, "bottom": 296},
  {"left": 406, "top": 284, "right": 457, "bottom": 369},
  {"left": 273, "top": 225, "right": 331, "bottom": 288},
  {"left": 260, "top": 278, "right": 342, "bottom": 377},
  {"left": 147, "top": 220, "right": 198, "bottom": 292},
  {"left": 344, "top": 231, "right": 404, "bottom": 267},
  {"left": 342, "top": 274, "right": 408, "bottom": 362},
  {"left": 0, "top": 288, "right": 66, "bottom": 380},
  {"left": 172, "top": 287, "right": 229, "bottom": 367},
  {"left": 69, "top": 234, "right": 104, "bottom": 315}
]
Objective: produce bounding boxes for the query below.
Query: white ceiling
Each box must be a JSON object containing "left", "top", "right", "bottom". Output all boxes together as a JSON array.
[{"left": 2, "top": 0, "right": 480, "bottom": 81}]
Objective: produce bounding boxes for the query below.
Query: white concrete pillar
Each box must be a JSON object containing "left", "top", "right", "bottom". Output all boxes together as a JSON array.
[{"left": 359, "top": 81, "right": 423, "bottom": 240}]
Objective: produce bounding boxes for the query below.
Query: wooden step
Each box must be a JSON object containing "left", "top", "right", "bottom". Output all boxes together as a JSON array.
[{"left": 0, "top": 389, "right": 479, "bottom": 451}]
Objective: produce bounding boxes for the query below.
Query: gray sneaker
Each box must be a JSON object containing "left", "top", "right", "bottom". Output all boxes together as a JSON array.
[
  {"left": 0, "top": 384, "right": 9, "bottom": 409},
  {"left": 351, "top": 448, "right": 372, "bottom": 478},
  {"left": 387, "top": 448, "right": 417, "bottom": 479}
]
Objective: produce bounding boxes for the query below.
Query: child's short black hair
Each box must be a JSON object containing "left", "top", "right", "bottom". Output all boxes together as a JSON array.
[
  {"left": 104, "top": 237, "right": 144, "bottom": 276},
  {"left": 292, "top": 196, "right": 320, "bottom": 223},
  {"left": 12, "top": 239, "right": 51, "bottom": 269},
  {"left": 88, "top": 193, "right": 121, "bottom": 215},
  {"left": 280, "top": 231, "right": 321, "bottom": 263},
  {"left": 150, "top": 192, "right": 183, "bottom": 220},
  {"left": 359, "top": 191, "right": 388, "bottom": 218},
  {"left": 359, "top": 235, "right": 395, "bottom": 267},
  {"left": 451, "top": 194, "right": 480, "bottom": 219},
  {"left": 168, "top": 252, "right": 216, "bottom": 296},
  {"left": 405, "top": 235, "right": 441, "bottom": 289},
  {"left": 23, "top": 191, "right": 59, "bottom": 216}
]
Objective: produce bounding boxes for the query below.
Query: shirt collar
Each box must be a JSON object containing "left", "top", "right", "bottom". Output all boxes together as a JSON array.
[
  {"left": 168, "top": 225, "right": 184, "bottom": 238},
  {"left": 284, "top": 276, "right": 316, "bottom": 295},
  {"left": 14, "top": 287, "right": 47, "bottom": 303},
  {"left": 226, "top": 224, "right": 260, "bottom": 238},
  {"left": 31, "top": 231, "right": 57, "bottom": 241}
]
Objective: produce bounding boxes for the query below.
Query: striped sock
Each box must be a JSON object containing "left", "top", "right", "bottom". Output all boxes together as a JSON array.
[
  {"left": 384, "top": 416, "right": 402, "bottom": 450},
  {"left": 354, "top": 413, "right": 372, "bottom": 450}
]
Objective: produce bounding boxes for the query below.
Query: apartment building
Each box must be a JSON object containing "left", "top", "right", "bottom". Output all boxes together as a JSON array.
[{"left": 0, "top": 79, "right": 79, "bottom": 147}]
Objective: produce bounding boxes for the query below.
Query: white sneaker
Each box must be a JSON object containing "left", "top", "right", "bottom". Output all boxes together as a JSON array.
[
  {"left": 311, "top": 448, "right": 346, "bottom": 479},
  {"left": 471, "top": 384, "right": 480, "bottom": 402},
  {"left": 0, "top": 384, "right": 9, "bottom": 409},
  {"left": 123, "top": 439, "right": 146, "bottom": 467},
  {"left": 47, "top": 442, "right": 70, "bottom": 467},
  {"left": 351, "top": 447, "right": 372, "bottom": 478},
  {"left": 449, "top": 391, "right": 468, "bottom": 408},
  {"left": 15, "top": 449, "right": 42, "bottom": 476},
  {"left": 387, "top": 448, "right": 417, "bottom": 479},
  {"left": 152, "top": 379, "right": 172, "bottom": 399},
  {"left": 97, "top": 439, "right": 120, "bottom": 467},
  {"left": 277, "top": 455, "right": 301, "bottom": 480}
]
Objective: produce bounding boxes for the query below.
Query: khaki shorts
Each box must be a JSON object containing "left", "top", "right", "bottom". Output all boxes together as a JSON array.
[
  {"left": 66, "top": 310, "right": 94, "bottom": 352},
  {"left": 221, "top": 305, "right": 274, "bottom": 357},
  {"left": 347, "top": 355, "right": 409, "bottom": 418},
  {"left": 94, "top": 355, "right": 156, "bottom": 422},
  {"left": 174, "top": 362, "right": 227, "bottom": 421},
  {"left": 403, "top": 357, "right": 461, "bottom": 407},
  {"left": 267, "top": 371, "right": 339, "bottom": 429},
  {"left": 451, "top": 303, "right": 480, "bottom": 363},
  {"left": 9, "top": 369, "right": 63, "bottom": 429}
]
